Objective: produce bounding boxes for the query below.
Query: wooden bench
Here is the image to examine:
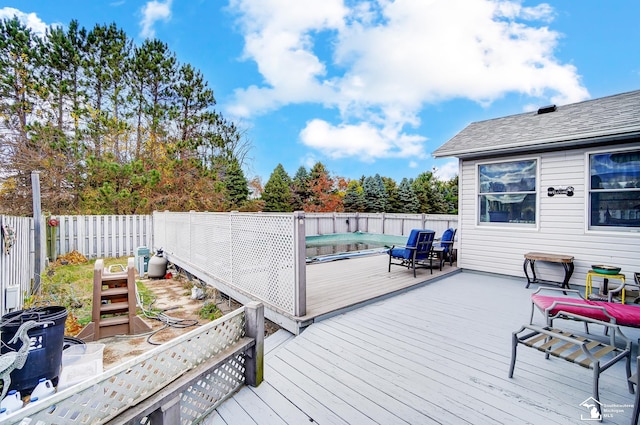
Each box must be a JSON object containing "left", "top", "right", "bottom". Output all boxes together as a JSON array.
[
  {"left": 510, "top": 313, "right": 633, "bottom": 415},
  {"left": 523, "top": 252, "right": 575, "bottom": 289}
]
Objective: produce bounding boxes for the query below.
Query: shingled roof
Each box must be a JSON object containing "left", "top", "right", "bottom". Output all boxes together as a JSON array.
[{"left": 432, "top": 89, "right": 640, "bottom": 159}]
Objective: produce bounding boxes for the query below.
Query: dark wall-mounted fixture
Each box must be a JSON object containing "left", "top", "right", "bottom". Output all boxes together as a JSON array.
[{"left": 547, "top": 186, "right": 574, "bottom": 197}]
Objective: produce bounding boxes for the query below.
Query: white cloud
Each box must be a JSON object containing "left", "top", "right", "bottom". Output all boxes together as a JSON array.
[
  {"left": 0, "top": 7, "right": 51, "bottom": 36},
  {"left": 434, "top": 161, "right": 459, "bottom": 180},
  {"left": 300, "top": 119, "right": 426, "bottom": 162},
  {"left": 139, "top": 0, "right": 172, "bottom": 39},
  {"left": 227, "top": 0, "right": 347, "bottom": 117},
  {"left": 228, "top": 0, "right": 589, "bottom": 161}
]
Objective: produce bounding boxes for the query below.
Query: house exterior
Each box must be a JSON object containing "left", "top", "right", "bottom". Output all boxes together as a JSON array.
[{"left": 433, "top": 89, "right": 640, "bottom": 287}]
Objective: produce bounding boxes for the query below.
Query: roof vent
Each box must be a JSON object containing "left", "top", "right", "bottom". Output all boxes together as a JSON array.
[{"left": 537, "top": 104, "right": 557, "bottom": 114}]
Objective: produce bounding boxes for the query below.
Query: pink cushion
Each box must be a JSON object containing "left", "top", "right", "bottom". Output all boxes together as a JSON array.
[{"left": 531, "top": 294, "right": 640, "bottom": 327}]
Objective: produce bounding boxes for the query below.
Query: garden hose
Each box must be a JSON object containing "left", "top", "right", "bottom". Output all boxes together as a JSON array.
[{"left": 134, "top": 282, "right": 199, "bottom": 345}]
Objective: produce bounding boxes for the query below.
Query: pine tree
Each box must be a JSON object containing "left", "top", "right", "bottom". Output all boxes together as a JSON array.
[
  {"left": 0, "top": 17, "right": 39, "bottom": 139},
  {"left": 37, "top": 21, "right": 89, "bottom": 212},
  {"left": 363, "top": 174, "right": 388, "bottom": 212},
  {"left": 0, "top": 18, "right": 42, "bottom": 214},
  {"left": 172, "top": 63, "right": 217, "bottom": 154},
  {"left": 291, "top": 166, "right": 310, "bottom": 210},
  {"left": 130, "top": 38, "right": 177, "bottom": 161},
  {"left": 343, "top": 180, "right": 366, "bottom": 212},
  {"left": 262, "top": 164, "right": 293, "bottom": 212},
  {"left": 223, "top": 158, "right": 249, "bottom": 209},
  {"left": 382, "top": 177, "right": 400, "bottom": 212},
  {"left": 398, "top": 178, "right": 419, "bottom": 213},
  {"left": 412, "top": 170, "right": 447, "bottom": 213},
  {"left": 84, "top": 23, "right": 133, "bottom": 158}
]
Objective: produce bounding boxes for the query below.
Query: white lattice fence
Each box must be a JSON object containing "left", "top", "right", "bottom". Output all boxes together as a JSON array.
[
  {"left": 7, "top": 308, "right": 249, "bottom": 424},
  {"left": 230, "top": 213, "right": 297, "bottom": 315},
  {"left": 154, "top": 212, "right": 301, "bottom": 316}
]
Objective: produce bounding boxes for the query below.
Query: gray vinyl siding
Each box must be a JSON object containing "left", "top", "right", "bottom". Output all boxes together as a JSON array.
[{"left": 458, "top": 144, "right": 640, "bottom": 287}]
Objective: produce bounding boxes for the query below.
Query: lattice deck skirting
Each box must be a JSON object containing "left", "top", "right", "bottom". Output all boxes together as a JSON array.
[{"left": 6, "top": 303, "right": 264, "bottom": 425}]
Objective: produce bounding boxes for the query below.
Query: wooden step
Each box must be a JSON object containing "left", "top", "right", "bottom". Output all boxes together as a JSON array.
[
  {"left": 101, "top": 283, "right": 128, "bottom": 292},
  {"left": 101, "top": 287, "right": 129, "bottom": 297},
  {"left": 100, "top": 301, "right": 129, "bottom": 314},
  {"left": 77, "top": 258, "right": 152, "bottom": 342},
  {"left": 99, "top": 316, "right": 130, "bottom": 327},
  {"left": 102, "top": 274, "right": 128, "bottom": 283},
  {"left": 97, "top": 322, "right": 131, "bottom": 339}
]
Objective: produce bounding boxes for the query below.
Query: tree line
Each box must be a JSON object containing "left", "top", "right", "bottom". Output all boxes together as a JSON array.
[
  {"left": 260, "top": 163, "right": 458, "bottom": 214},
  {"left": 0, "top": 17, "right": 251, "bottom": 215},
  {"left": 0, "top": 16, "right": 457, "bottom": 216}
]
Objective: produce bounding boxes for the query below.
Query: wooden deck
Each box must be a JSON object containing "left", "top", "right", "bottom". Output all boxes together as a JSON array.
[
  {"left": 303, "top": 252, "right": 458, "bottom": 321},
  {"left": 208, "top": 270, "right": 640, "bottom": 424}
]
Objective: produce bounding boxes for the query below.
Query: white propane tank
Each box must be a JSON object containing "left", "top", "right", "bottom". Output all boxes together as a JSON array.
[{"left": 147, "top": 248, "right": 168, "bottom": 278}]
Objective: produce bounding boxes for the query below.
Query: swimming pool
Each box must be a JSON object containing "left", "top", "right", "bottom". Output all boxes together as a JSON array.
[{"left": 306, "top": 232, "right": 407, "bottom": 263}]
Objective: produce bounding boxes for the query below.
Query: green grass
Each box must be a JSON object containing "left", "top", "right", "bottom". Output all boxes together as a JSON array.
[{"left": 199, "top": 301, "right": 223, "bottom": 321}]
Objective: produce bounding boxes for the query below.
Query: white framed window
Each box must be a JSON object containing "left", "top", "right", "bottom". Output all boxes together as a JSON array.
[
  {"left": 478, "top": 159, "right": 537, "bottom": 225},
  {"left": 589, "top": 149, "right": 640, "bottom": 230}
]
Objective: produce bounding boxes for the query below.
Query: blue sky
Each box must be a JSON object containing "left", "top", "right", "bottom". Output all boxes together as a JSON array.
[{"left": 2, "top": 1, "right": 639, "bottom": 185}]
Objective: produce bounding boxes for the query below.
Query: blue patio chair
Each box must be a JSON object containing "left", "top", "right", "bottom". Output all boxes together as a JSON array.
[
  {"left": 388, "top": 229, "right": 436, "bottom": 277},
  {"left": 432, "top": 227, "right": 457, "bottom": 268}
]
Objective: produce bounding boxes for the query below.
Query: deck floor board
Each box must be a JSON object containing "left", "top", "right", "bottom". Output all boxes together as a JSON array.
[
  {"left": 303, "top": 253, "right": 451, "bottom": 319},
  {"left": 214, "top": 266, "right": 640, "bottom": 424}
]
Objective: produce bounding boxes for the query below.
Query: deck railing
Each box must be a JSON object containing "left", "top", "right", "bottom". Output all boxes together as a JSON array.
[
  {"left": 153, "top": 211, "right": 306, "bottom": 318},
  {"left": 153, "top": 211, "right": 459, "bottom": 323},
  {"left": 6, "top": 302, "right": 264, "bottom": 425}
]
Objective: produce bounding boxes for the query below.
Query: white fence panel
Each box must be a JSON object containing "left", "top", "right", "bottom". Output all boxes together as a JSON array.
[
  {"left": 55, "top": 215, "right": 152, "bottom": 259},
  {"left": 304, "top": 213, "right": 458, "bottom": 237},
  {"left": 1, "top": 214, "right": 152, "bottom": 315},
  {"left": 0, "top": 215, "right": 34, "bottom": 316}
]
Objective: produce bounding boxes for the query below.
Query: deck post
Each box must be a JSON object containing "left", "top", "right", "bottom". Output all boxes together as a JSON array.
[
  {"left": 294, "top": 211, "right": 307, "bottom": 317},
  {"left": 148, "top": 394, "right": 181, "bottom": 424},
  {"left": 31, "top": 171, "right": 42, "bottom": 293},
  {"left": 244, "top": 301, "right": 264, "bottom": 386}
]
